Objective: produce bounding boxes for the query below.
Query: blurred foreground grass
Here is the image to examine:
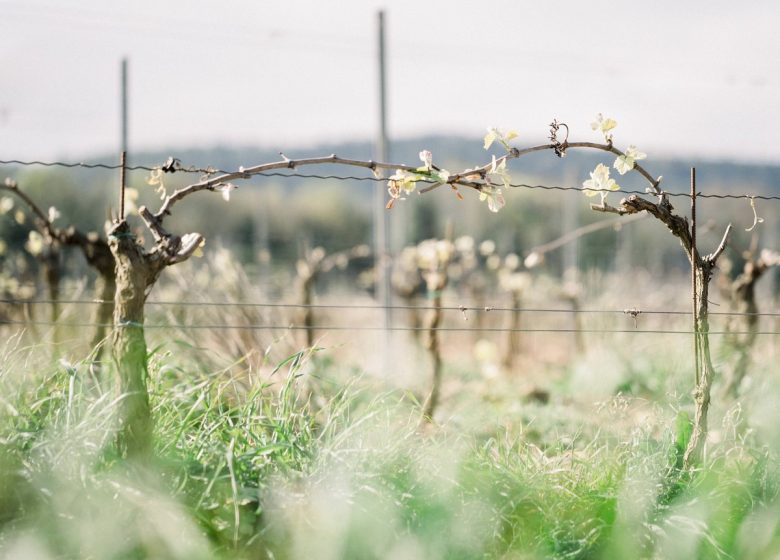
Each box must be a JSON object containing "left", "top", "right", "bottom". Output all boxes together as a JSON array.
[{"left": 1, "top": 329, "right": 780, "bottom": 559}]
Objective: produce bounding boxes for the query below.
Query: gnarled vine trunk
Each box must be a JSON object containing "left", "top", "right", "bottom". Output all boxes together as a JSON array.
[
  {"left": 684, "top": 264, "right": 716, "bottom": 467},
  {"left": 41, "top": 245, "right": 61, "bottom": 350},
  {"left": 109, "top": 222, "right": 159, "bottom": 457},
  {"left": 502, "top": 290, "right": 521, "bottom": 370},
  {"left": 58, "top": 227, "right": 118, "bottom": 357},
  {"left": 106, "top": 209, "right": 203, "bottom": 457},
  {"left": 90, "top": 272, "right": 117, "bottom": 353},
  {"left": 720, "top": 250, "right": 778, "bottom": 397},
  {"left": 611, "top": 193, "right": 732, "bottom": 469},
  {"left": 421, "top": 270, "right": 446, "bottom": 420},
  {"left": 298, "top": 272, "right": 316, "bottom": 348},
  {"left": 63, "top": 228, "right": 118, "bottom": 356}
]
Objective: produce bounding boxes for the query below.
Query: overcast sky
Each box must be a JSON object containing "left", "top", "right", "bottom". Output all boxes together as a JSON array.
[{"left": 1, "top": 0, "right": 779, "bottom": 163}]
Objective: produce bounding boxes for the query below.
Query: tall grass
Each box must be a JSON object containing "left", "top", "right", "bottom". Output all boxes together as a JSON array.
[
  {"left": 1, "top": 326, "right": 780, "bottom": 559},
  {"left": 1, "top": 248, "right": 779, "bottom": 557}
]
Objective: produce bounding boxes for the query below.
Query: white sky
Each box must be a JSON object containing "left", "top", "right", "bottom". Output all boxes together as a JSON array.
[{"left": 1, "top": 0, "right": 779, "bottom": 163}]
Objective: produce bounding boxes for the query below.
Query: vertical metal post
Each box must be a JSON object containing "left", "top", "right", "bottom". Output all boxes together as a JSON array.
[
  {"left": 691, "top": 167, "right": 700, "bottom": 385},
  {"left": 376, "top": 12, "right": 388, "bottom": 166},
  {"left": 374, "top": 10, "right": 391, "bottom": 369},
  {"left": 121, "top": 58, "right": 128, "bottom": 157},
  {"left": 119, "top": 151, "right": 127, "bottom": 221}
]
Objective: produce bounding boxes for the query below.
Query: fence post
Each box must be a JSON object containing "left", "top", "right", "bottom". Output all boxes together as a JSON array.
[{"left": 374, "top": 10, "right": 392, "bottom": 375}]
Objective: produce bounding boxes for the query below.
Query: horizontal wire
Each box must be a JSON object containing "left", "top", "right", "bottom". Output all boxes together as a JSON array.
[
  {"left": 1, "top": 318, "right": 778, "bottom": 336},
  {"left": 237, "top": 172, "right": 695, "bottom": 199},
  {"left": 2, "top": 297, "right": 779, "bottom": 318},
  {"left": 508, "top": 183, "right": 780, "bottom": 201},
  {"left": 1, "top": 159, "right": 157, "bottom": 172},
  {"left": 216, "top": 172, "right": 780, "bottom": 201},
  {"left": 261, "top": 173, "right": 780, "bottom": 201},
  {"left": 2, "top": 159, "right": 780, "bottom": 201},
  {"left": 0, "top": 158, "right": 226, "bottom": 174}
]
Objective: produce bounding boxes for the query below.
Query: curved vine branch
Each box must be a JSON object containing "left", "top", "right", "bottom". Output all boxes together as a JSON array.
[
  {"left": 1, "top": 179, "right": 117, "bottom": 354},
  {"left": 144, "top": 136, "right": 666, "bottom": 235},
  {"left": 0, "top": 180, "right": 114, "bottom": 275},
  {"left": 0, "top": 180, "right": 58, "bottom": 238},
  {"left": 152, "top": 155, "right": 424, "bottom": 223},
  {"left": 445, "top": 141, "right": 663, "bottom": 198}
]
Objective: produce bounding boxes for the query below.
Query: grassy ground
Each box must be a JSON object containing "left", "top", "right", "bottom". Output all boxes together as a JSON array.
[
  {"left": 1, "top": 248, "right": 779, "bottom": 558},
  {"left": 1, "top": 320, "right": 780, "bottom": 560}
]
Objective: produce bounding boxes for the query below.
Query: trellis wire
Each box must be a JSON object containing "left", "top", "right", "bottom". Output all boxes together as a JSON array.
[
  {"left": 1, "top": 297, "right": 779, "bottom": 318},
  {"left": 2, "top": 158, "right": 780, "bottom": 201},
  {"left": 1, "top": 318, "right": 778, "bottom": 336},
  {"left": 0, "top": 159, "right": 163, "bottom": 172}
]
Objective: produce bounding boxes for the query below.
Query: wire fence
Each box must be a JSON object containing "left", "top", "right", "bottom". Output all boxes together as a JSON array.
[
  {"left": 1, "top": 154, "right": 778, "bottom": 340},
  {"left": 2, "top": 295, "right": 779, "bottom": 337},
  {"left": 1, "top": 297, "right": 779, "bottom": 319},
  {"left": 1, "top": 318, "right": 778, "bottom": 336},
  {"left": 3, "top": 158, "right": 780, "bottom": 201}
]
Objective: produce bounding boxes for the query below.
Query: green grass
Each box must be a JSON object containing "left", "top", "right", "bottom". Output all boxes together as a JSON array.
[{"left": 1, "top": 333, "right": 780, "bottom": 559}]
